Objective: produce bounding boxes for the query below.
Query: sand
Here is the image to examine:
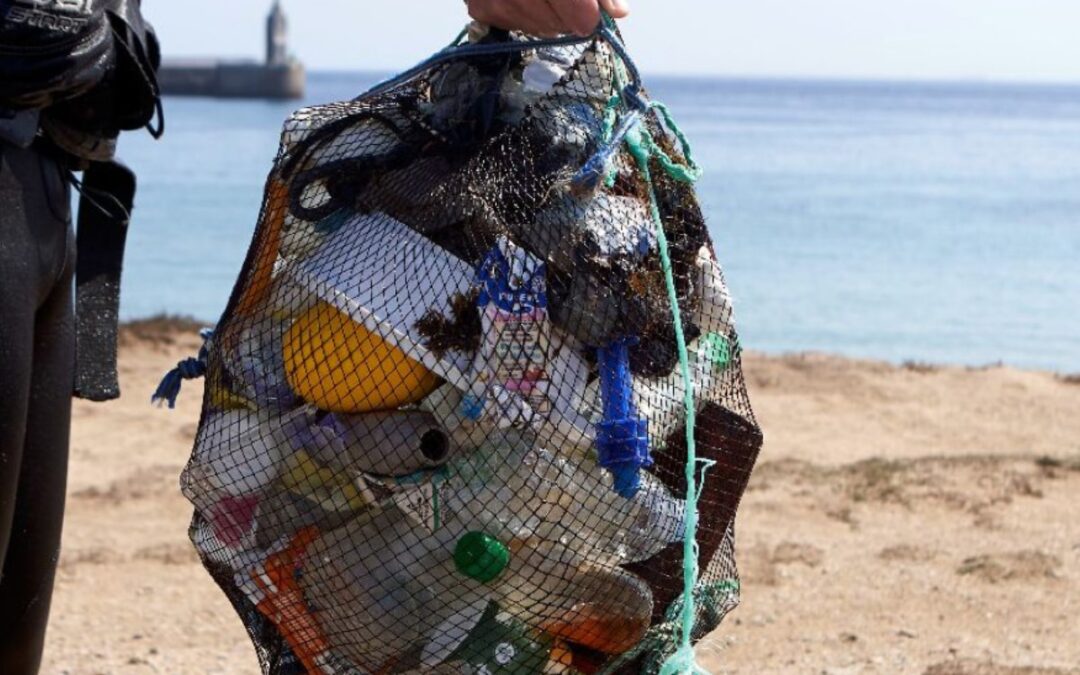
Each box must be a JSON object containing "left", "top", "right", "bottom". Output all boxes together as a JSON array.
[{"left": 41, "top": 322, "right": 1080, "bottom": 674}]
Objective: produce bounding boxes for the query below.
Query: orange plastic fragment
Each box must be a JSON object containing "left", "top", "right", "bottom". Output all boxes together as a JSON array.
[
  {"left": 542, "top": 603, "right": 649, "bottom": 655},
  {"left": 234, "top": 177, "right": 289, "bottom": 318},
  {"left": 252, "top": 527, "right": 329, "bottom": 674}
]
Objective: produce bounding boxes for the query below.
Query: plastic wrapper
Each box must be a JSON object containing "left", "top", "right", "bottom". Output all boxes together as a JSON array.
[{"left": 181, "top": 23, "right": 762, "bottom": 675}]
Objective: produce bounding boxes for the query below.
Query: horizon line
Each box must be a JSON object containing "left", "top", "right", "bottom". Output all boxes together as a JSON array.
[{"left": 294, "top": 67, "right": 1080, "bottom": 89}]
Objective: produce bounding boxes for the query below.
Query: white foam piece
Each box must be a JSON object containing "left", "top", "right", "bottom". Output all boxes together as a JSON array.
[{"left": 283, "top": 211, "right": 477, "bottom": 389}]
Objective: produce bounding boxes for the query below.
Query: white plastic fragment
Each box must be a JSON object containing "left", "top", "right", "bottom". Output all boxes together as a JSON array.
[{"left": 695, "top": 245, "right": 736, "bottom": 337}]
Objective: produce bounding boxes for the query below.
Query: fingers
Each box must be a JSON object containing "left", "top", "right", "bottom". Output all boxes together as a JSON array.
[
  {"left": 599, "top": 0, "right": 631, "bottom": 19},
  {"left": 544, "top": 0, "right": 602, "bottom": 36},
  {"left": 466, "top": 0, "right": 502, "bottom": 31},
  {"left": 468, "top": 0, "right": 562, "bottom": 37},
  {"left": 467, "top": 0, "right": 629, "bottom": 37}
]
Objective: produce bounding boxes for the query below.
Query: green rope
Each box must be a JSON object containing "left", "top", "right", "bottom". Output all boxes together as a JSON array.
[
  {"left": 601, "top": 94, "right": 622, "bottom": 144},
  {"left": 592, "top": 15, "right": 718, "bottom": 672},
  {"left": 624, "top": 116, "right": 711, "bottom": 675}
]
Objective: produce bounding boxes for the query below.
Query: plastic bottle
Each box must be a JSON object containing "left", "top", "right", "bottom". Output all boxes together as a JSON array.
[
  {"left": 299, "top": 504, "right": 493, "bottom": 671},
  {"left": 515, "top": 550, "right": 654, "bottom": 656},
  {"left": 537, "top": 457, "right": 684, "bottom": 565},
  {"left": 442, "top": 432, "right": 685, "bottom": 566},
  {"left": 296, "top": 456, "right": 666, "bottom": 670},
  {"left": 419, "top": 383, "right": 484, "bottom": 447},
  {"left": 182, "top": 409, "right": 292, "bottom": 550},
  {"left": 433, "top": 602, "right": 557, "bottom": 673}
]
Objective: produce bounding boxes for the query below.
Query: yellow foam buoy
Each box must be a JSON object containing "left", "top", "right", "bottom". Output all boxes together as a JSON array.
[{"left": 284, "top": 302, "right": 438, "bottom": 413}]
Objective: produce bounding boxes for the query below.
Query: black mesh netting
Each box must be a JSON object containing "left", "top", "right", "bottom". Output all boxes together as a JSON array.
[{"left": 181, "top": 25, "right": 763, "bottom": 675}]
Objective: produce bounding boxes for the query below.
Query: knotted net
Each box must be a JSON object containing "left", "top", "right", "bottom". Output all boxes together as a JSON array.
[{"left": 180, "top": 22, "right": 762, "bottom": 675}]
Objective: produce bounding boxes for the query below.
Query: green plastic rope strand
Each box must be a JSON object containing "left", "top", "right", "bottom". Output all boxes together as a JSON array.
[
  {"left": 625, "top": 116, "right": 710, "bottom": 675},
  {"left": 596, "top": 20, "right": 710, "bottom": 668}
]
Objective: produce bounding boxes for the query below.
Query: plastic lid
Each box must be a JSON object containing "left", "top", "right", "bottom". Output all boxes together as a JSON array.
[{"left": 454, "top": 532, "right": 510, "bottom": 583}]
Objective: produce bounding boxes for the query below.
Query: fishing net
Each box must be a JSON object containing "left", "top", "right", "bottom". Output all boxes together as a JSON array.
[{"left": 177, "top": 21, "right": 762, "bottom": 675}]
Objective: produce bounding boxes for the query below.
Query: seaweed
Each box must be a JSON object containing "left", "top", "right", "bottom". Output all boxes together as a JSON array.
[{"left": 415, "top": 288, "right": 483, "bottom": 359}]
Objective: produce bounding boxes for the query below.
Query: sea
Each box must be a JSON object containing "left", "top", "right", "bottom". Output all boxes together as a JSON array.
[{"left": 115, "top": 72, "right": 1080, "bottom": 372}]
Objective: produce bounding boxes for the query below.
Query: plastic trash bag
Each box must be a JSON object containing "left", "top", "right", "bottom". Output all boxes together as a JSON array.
[{"left": 181, "top": 22, "right": 762, "bottom": 675}]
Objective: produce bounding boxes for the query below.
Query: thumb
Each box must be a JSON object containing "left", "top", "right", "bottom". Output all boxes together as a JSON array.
[{"left": 599, "top": 0, "right": 630, "bottom": 19}]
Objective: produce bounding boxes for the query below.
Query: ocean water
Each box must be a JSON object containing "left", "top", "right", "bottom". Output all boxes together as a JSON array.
[{"left": 117, "top": 72, "right": 1080, "bottom": 372}]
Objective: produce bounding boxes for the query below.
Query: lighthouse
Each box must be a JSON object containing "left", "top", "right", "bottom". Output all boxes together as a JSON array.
[
  {"left": 157, "top": 0, "right": 306, "bottom": 99},
  {"left": 266, "top": 0, "right": 288, "bottom": 66}
]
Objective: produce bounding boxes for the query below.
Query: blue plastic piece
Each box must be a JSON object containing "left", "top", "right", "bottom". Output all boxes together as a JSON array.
[
  {"left": 570, "top": 109, "right": 642, "bottom": 195},
  {"left": 459, "top": 393, "right": 485, "bottom": 422},
  {"left": 596, "top": 338, "right": 652, "bottom": 499}
]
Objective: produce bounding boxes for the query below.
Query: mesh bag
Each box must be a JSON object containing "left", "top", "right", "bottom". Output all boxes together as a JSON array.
[{"left": 180, "top": 22, "right": 762, "bottom": 675}]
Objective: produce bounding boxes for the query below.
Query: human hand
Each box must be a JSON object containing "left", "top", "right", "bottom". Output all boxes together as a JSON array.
[{"left": 466, "top": 0, "right": 630, "bottom": 37}]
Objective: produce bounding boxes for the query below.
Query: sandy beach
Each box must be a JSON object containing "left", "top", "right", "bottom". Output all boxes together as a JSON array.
[{"left": 41, "top": 320, "right": 1080, "bottom": 675}]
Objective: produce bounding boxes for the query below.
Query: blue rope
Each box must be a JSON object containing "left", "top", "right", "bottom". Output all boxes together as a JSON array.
[
  {"left": 571, "top": 107, "right": 642, "bottom": 194},
  {"left": 569, "top": 17, "right": 685, "bottom": 195},
  {"left": 357, "top": 16, "right": 657, "bottom": 199},
  {"left": 359, "top": 32, "right": 596, "bottom": 101},
  {"left": 151, "top": 329, "right": 213, "bottom": 409}
]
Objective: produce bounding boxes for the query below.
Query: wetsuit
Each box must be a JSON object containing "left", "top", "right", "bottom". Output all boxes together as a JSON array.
[
  {"left": 0, "top": 0, "right": 159, "bottom": 667},
  {"left": 0, "top": 118, "right": 76, "bottom": 674}
]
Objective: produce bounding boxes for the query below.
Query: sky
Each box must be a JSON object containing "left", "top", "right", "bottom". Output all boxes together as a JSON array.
[{"left": 148, "top": 0, "right": 1080, "bottom": 82}]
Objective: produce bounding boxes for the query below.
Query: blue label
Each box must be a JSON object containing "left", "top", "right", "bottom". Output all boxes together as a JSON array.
[{"left": 476, "top": 243, "right": 548, "bottom": 314}]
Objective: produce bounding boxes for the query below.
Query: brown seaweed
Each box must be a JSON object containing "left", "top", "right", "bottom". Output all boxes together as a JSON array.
[{"left": 415, "top": 288, "right": 483, "bottom": 359}]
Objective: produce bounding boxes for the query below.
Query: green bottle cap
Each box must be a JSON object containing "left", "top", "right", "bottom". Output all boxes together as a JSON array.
[{"left": 454, "top": 532, "right": 510, "bottom": 583}]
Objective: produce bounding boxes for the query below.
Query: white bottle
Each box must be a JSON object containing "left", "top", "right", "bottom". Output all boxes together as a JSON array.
[{"left": 442, "top": 438, "right": 685, "bottom": 566}]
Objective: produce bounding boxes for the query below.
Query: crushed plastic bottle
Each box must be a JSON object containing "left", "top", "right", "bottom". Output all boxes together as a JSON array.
[
  {"left": 301, "top": 505, "right": 474, "bottom": 670},
  {"left": 300, "top": 499, "right": 656, "bottom": 671},
  {"left": 286, "top": 422, "right": 677, "bottom": 671},
  {"left": 443, "top": 430, "right": 685, "bottom": 566},
  {"left": 182, "top": 409, "right": 291, "bottom": 550}
]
